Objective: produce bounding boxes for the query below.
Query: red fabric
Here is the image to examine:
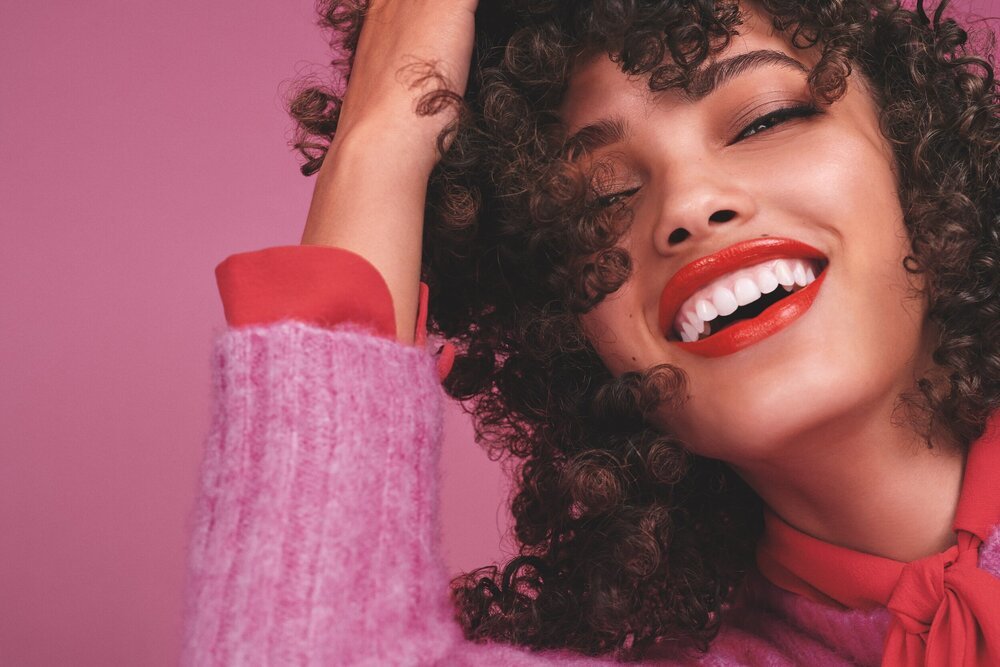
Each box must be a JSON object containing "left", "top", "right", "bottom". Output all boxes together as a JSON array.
[
  {"left": 413, "top": 282, "right": 457, "bottom": 381},
  {"left": 216, "top": 245, "right": 397, "bottom": 338},
  {"left": 215, "top": 245, "right": 454, "bottom": 380},
  {"left": 756, "top": 413, "right": 1000, "bottom": 666}
]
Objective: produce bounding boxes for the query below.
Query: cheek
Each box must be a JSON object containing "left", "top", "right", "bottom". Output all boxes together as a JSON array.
[
  {"left": 579, "top": 294, "right": 639, "bottom": 377},
  {"left": 796, "top": 120, "right": 922, "bottom": 339},
  {"left": 580, "top": 273, "right": 677, "bottom": 378},
  {"left": 769, "top": 120, "right": 896, "bottom": 229}
]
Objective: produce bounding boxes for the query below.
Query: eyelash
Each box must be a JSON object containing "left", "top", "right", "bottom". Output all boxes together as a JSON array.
[
  {"left": 595, "top": 103, "right": 820, "bottom": 208},
  {"left": 732, "top": 102, "right": 819, "bottom": 142}
]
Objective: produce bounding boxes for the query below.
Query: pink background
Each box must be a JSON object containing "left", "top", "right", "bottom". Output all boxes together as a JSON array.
[{"left": 0, "top": 1, "right": 995, "bottom": 664}]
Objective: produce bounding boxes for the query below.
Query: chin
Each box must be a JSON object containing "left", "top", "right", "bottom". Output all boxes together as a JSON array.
[{"left": 663, "top": 326, "right": 911, "bottom": 463}]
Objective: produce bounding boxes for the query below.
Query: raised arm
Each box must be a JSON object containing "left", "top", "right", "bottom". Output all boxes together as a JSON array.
[{"left": 299, "top": 0, "right": 477, "bottom": 344}]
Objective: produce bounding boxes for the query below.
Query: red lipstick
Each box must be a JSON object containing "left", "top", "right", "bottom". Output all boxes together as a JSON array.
[{"left": 658, "top": 238, "right": 827, "bottom": 358}]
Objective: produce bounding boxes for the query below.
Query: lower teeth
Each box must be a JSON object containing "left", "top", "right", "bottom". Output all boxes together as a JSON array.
[{"left": 687, "top": 283, "right": 801, "bottom": 342}]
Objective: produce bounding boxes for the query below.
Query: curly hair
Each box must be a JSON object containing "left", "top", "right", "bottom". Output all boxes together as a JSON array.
[{"left": 287, "top": 0, "right": 999, "bottom": 660}]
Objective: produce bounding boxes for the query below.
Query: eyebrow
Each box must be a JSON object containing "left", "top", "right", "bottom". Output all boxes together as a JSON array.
[{"left": 563, "top": 49, "right": 810, "bottom": 157}]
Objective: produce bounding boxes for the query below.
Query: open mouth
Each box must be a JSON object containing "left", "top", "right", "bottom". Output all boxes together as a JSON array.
[
  {"left": 657, "top": 238, "right": 830, "bottom": 358},
  {"left": 669, "top": 257, "right": 828, "bottom": 343}
]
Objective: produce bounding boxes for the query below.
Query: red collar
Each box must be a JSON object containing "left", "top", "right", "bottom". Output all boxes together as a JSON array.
[{"left": 755, "top": 413, "right": 1000, "bottom": 664}]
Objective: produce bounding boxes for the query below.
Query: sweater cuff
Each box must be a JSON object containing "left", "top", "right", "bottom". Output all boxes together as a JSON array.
[
  {"left": 216, "top": 245, "right": 396, "bottom": 338},
  {"left": 215, "top": 245, "right": 454, "bottom": 380}
]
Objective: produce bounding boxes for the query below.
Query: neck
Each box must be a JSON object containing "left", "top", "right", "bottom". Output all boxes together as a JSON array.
[{"left": 732, "top": 402, "right": 967, "bottom": 563}]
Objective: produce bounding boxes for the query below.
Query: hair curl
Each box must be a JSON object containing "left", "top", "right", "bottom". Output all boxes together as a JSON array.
[{"left": 287, "top": 0, "right": 999, "bottom": 659}]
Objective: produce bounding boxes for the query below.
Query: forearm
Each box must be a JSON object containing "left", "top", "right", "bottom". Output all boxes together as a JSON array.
[
  {"left": 300, "top": 124, "right": 433, "bottom": 344},
  {"left": 298, "top": 0, "right": 476, "bottom": 345}
]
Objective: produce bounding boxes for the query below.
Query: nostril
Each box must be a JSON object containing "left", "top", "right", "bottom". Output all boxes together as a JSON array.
[
  {"left": 710, "top": 209, "right": 736, "bottom": 223},
  {"left": 667, "top": 228, "right": 691, "bottom": 246}
]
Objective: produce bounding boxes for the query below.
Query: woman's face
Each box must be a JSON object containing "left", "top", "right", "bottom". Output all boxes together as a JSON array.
[{"left": 563, "top": 4, "right": 936, "bottom": 462}]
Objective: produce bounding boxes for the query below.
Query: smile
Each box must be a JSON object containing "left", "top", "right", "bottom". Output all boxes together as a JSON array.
[{"left": 658, "top": 238, "right": 828, "bottom": 358}]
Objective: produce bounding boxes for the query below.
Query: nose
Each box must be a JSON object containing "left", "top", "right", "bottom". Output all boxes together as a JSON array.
[{"left": 651, "top": 165, "right": 756, "bottom": 256}]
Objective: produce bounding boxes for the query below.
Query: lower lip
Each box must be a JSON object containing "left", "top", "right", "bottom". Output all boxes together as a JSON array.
[{"left": 673, "top": 268, "right": 827, "bottom": 358}]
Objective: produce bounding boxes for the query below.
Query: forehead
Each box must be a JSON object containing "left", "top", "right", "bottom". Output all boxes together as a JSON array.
[{"left": 559, "top": 4, "right": 822, "bottom": 134}]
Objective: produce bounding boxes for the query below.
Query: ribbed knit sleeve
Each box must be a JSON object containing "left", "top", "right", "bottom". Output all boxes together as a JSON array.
[{"left": 180, "top": 321, "right": 466, "bottom": 665}]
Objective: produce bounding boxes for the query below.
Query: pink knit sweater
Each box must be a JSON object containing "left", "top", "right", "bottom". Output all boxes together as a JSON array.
[{"left": 177, "top": 317, "right": 1000, "bottom": 666}]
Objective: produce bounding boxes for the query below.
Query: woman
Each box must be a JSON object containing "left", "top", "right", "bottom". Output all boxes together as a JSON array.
[{"left": 183, "top": 0, "right": 1000, "bottom": 664}]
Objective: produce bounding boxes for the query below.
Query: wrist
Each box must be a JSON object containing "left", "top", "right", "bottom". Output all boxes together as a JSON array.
[{"left": 329, "top": 110, "right": 450, "bottom": 178}]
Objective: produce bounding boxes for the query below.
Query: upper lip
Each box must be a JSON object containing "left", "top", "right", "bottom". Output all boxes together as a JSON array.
[{"left": 657, "top": 237, "right": 828, "bottom": 337}]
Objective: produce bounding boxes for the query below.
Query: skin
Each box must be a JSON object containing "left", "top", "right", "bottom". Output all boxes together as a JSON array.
[{"left": 564, "top": 2, "right": 966, "bottom": 562}]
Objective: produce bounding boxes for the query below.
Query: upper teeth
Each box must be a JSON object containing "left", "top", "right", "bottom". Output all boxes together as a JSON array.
[{"left": 674, "top": 258, "right": 820, "bottom": 343}]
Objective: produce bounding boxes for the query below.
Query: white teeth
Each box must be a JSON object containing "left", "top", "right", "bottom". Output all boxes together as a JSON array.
[
  {"left": 712, "top": 285, "right": 739, "bottom": 317},
  {"left": 672, "top": 257, "right": 824, "bottom": 341},
  {"left": 695, "top": 298, "right": 718, "bottom": 322},
  {"left": 681, "top": 320, "right": 699, "bottom": 343},
  {"left": 733, "top": 277, "right": 762, "bottom": 306},
  {"left": 756, "top": 268, "right": 779, "bottom": 294},
  {"left": 792, "top": 262, "right": 808, "bottom": 286},
  {"left": 680, "top": 314, "right": 709, "bottom": 342},
  {"left": 683, "top": 313, "right": 705, "bottom": 336},
  {"left": 773, "top": 260, "right": 796, "bottom": 287}
]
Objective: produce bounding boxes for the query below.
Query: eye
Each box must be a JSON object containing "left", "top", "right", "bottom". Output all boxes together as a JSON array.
[
  {"left": 595, "top": 186, "right": 641, "bottom": 209},
  {"left": 732, "top": 103, "right": 819, "bottom": 143}
]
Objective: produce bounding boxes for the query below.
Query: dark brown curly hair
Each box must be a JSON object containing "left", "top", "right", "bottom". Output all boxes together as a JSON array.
[{"left": 286, "top": 0, "right": 999, "bottom": 660}]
